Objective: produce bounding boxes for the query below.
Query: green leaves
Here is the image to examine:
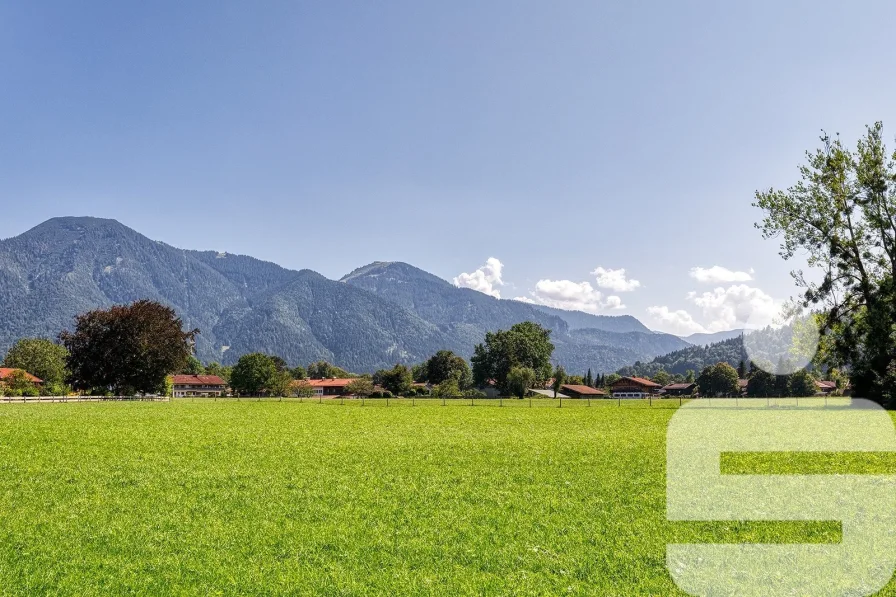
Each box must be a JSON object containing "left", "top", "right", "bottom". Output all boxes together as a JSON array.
[
  {"left": 2, "top": 338, "right": 69, "bottom": 386},
  {"left": 471, "top": 322, "right": 554, "bottom": 394},
  {"left": 754, "top": 122, "right": 896, "bottom": 403}
]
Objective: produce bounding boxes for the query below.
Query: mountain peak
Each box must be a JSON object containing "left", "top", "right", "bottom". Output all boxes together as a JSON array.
[
  {"left": 340, "top": 261, "right": 451, "bottom": 287},
  {"left": 11, "top": 216, "right": 134, "bottom": 243}
]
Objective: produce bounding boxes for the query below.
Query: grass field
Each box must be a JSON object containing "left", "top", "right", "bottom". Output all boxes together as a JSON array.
[{"left": 0, "top": 399, "right": 893, "bottom": 595}]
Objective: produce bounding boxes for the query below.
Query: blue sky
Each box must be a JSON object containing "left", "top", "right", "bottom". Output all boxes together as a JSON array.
[{"left": 2, "top": 1, "right": 895, "bottom": 335}]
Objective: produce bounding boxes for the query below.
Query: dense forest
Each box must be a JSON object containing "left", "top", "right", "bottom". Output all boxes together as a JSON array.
[{"left": 616, "top": 325, "right": 805, "bottom": 377}]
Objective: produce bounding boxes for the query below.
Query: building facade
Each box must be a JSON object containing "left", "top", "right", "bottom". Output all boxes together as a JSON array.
[
  {"left": 661, "top": 382, "right": 697, "bottom": 396},
  {"left": 171, "top": 375, "right": 227, "bottom": 397},
  {"left": 609, "top": 376, "right": 661, "bottom": 398},
  {"left": 306, "top": 378, "right": 356, "bottom": 396}
]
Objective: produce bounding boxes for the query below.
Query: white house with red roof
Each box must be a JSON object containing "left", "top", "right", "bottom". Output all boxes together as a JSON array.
[
  {"left": 171, "top": 375, "right": 227, "bottom": 397},
  {"left": 306, "top": 378, "right": 356, "bottom": 396}
]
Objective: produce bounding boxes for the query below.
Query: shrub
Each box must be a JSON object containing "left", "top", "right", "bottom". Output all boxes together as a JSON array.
[
  {"left": 382, "top": 391, "right": 393, "bottom": 398},
  {"left": 369, "top": 391, "right": 383, "bottom": 398},
  {"left": 415, "top": 387, "right": 429, "bottom": 396}
]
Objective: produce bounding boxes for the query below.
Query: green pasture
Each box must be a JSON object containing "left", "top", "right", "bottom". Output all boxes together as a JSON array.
[{"left": 0, "top": 399, "right": 893, "bottom": 595}]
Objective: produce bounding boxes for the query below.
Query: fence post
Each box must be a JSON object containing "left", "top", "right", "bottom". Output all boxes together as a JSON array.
[
  {"left": 500, "top": 396, "right": 502, "bottom": 407},
  {"left": 649, "top": 395, "right": 652, "bottom": 407}
]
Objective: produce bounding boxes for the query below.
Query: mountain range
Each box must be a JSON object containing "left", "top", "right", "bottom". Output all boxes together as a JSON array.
[{"left": 0, "top": 217, "right": 700, "bottom": 373}]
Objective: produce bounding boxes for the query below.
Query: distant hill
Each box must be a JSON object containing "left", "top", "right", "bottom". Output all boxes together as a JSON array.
[
  {"left": 680, "top": 329, "right": 745, "bottom": 346},
  {"left": 341, "top": 261, "right": 690, "bottom": 372},
  {"left": 617, "top": 337, "right": 747, "bottom": 377},
  {"left": 527, "top": 304, "right": 652, "bottom": 333},
  {"left": 617, "top": 325, "right": 798, "bottom": 377},
  {"left": 0, "top": 217, "right": 684, "bottom": 373}
]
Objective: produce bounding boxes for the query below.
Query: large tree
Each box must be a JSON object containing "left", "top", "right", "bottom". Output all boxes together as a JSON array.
[
  {"left": 697, "top": 362, "right": 739, "bottom": 397},
  {"left": 746, "top": 369, "right": 776, "bottom": 398},
  {"left": 471, "top": 321, "right": 554, "bottom": 394},
  {"left": 651, "top": 370, "right": 672, "bottom": 388},
  {"left": 790, "top": 369, "right": 818, "bottom": 398},
  {"left": 424, "top": 350, "right": 472, "bottom": 388},
  {"left": 60, "top": 300, "right": 197, "bottom": 395},
  {"left": 754, "top": 123, "right": 896, "bottom": 403},
  {"left": 230, "top": 353, "right": 278, "bottom": 396},
  {"left": 377, "top": 364, "right": 413, "bottom": 396},
  {"left": 2, "top": 338, "right": 69, "bottom": 386}
]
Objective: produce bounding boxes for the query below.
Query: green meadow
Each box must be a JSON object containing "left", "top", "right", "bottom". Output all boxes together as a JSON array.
[{"left": 0, "top": 399, "right": 894, "bottom": 596}]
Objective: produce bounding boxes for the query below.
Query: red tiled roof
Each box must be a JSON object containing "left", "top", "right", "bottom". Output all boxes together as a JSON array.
[
  {"left": 172, "top": 375, "right": 226, "bottom": 386},
  {"left": 561, "top": 384, "right": 606, "bottom": 396},
  {"left": 0, "top": 368, "right": 42, "bottom": 383},
  {"left": 816, "top": 380, "right": 837, "bottom": 389},
  {"left": 306, "top": 378, "right": 356, "bottom": 388},
  {"left": 613, "top": 376, "right": 661, "bottom": 388},
  {"left": 738, "top": 378, "right": 749, "bottom": 388}
]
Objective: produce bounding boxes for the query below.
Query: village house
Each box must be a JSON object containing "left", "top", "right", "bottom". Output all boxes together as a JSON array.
[
  {"left": 307, "top": 378, "right": 356, "bottom": 396},
  {"left": 0, "top": 368, "right": 42, "bottom": 390},
  {"left": 815, "top": 380, "right": 837, "bottom": 395},
  {"left": 609, "top": 376, "right": 661, "bottom": 398},
  {"left": 560, "top": 384, "right": 607, "bottom": 399},
  {"left": 171, "top": 374, "right": 227, "bottom": 398},
  {"left": 661, "top": 382, "right": 697, "bottom": 396}
]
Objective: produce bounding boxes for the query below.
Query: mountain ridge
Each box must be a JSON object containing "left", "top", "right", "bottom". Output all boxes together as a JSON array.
[{"left": 0, "top": 217, "right": 698, "bottom": 373}]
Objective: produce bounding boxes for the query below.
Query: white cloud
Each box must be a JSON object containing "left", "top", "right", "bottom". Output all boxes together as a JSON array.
[
  {"left": 591, "top": 267, "right": 641, "bottom": 292},
  {"left": 689, "top": 265, "right": 753, "bottom": 284},
  {"left": 646, "top": 306, "right": 708, "bottom": 336},
  {"left": 687, "top": 284, "right": 778, "bottom": 331},
  {"left": 648, "top": 284, "right": 780, "bottom": 336},
  {"left": 514, "top": 279, "right": 625, "bottom": 314},
  {"left": 453, "top": 257, "right": 505, "bottom": 298}
]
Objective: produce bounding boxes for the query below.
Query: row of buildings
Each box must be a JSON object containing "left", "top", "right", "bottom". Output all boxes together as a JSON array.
[
  {"left": 544, "top": 376, "right": 839, "bottom": 399},
  {"left": 160, "top": 374, "right": 845, "bottom": 399},
  {"left": 171, "top": 375, "right": 354, "bottom": 398}
]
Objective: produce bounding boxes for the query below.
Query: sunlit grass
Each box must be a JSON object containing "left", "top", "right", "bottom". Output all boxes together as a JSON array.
[{"left": 0, "top": 400, "right": 893, "bottom": 595}]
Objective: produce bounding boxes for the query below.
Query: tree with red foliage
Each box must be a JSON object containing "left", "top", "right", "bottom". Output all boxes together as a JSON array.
[{"left": 60, "top": 300, "right": 198, "bottom": 395}]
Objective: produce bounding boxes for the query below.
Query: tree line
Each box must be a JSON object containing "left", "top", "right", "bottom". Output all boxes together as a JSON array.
[{"left": 0, "top": 300, "right": 842, "bottom": 400}]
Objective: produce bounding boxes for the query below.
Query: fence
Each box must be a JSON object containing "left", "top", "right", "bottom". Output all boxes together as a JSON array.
[
  {"left": 0, "top": 395, "right": 169, "bottom": 404},
  {"left": 4, "top": 395, "right": 834, "bottom": 409},
  {"left": 171, "top": 394, "right": 695, "bottom": 408}
]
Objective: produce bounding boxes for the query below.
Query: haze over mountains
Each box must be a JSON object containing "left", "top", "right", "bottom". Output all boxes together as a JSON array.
[{"left": 0, "top": 217, "right": 726, "bottom": 373}]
